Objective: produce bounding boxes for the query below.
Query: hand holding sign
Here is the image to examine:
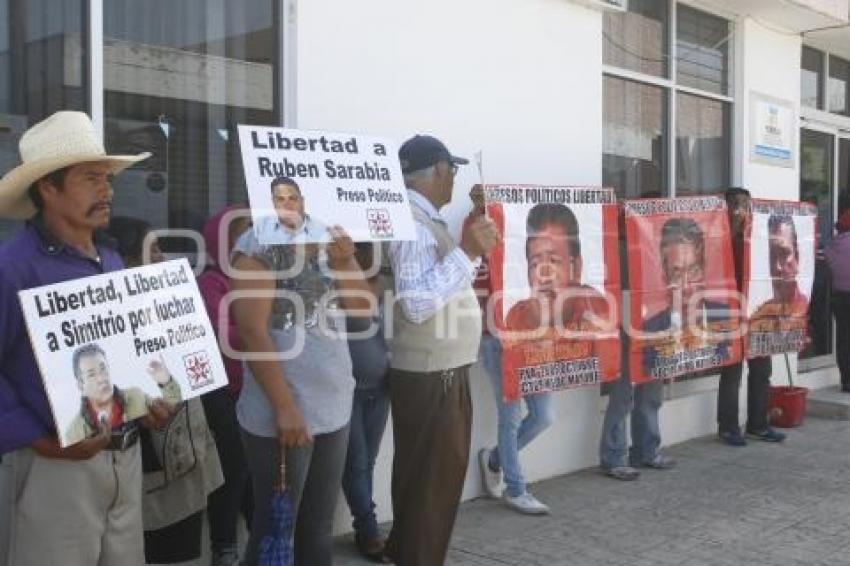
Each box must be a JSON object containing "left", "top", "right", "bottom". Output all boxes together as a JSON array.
[
  {"left": 31, "top": 422, "right": 111, "bottom": 461},
  {"left": 327, "top": 225, "right": 357, "bottom": 267},
  {"left": 146, "top": 354, "right": 173, "bottom": 386},
  {"left": 140, "top": 398, "right": 178, "bottom": 430},
  {"left": 461, "top": 215, "right": 500, "bottom": 260},
  {"left": 469, "top": 183, "right": 485, "bottom": 217}
]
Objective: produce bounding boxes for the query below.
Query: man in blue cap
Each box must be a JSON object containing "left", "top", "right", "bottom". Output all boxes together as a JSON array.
[{"left": 384, "top": 134, "right": 498, "bottom": 565}]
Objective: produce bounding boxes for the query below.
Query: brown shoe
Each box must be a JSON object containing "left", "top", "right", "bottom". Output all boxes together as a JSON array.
[{"left": 356, "top": 535, "right": 391, "bottom": 563}]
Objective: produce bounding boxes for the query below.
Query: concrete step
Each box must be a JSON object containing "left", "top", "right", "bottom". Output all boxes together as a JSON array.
[{"left": 807, "top": 385, "right": 850, "bottom": 420}]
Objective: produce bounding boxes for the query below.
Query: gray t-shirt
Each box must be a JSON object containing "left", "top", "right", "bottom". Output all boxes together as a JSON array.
[{"left": 233, "top": 230, "right": 354, "bottom": 438}]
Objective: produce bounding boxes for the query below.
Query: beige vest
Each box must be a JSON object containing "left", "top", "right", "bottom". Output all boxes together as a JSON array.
[{"left": 389, "top": 205, "right": 482, "bottom": 372}]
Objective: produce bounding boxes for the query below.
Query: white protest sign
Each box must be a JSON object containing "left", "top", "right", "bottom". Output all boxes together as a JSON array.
[
  {"left": 18, "top": 259, "right": 228, "bottom": 448},
  {"left": 237, "top": 125, "right": 417, "bottom": 244}
]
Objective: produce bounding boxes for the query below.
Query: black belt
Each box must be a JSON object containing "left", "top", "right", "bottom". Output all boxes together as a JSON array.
[{"left": 105, "top": 426, "right": 139, "bottom": 451}]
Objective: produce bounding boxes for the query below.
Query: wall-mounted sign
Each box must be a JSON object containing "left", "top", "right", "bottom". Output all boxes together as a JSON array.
[{"left": 750, "top": 92, "right": 796, "bottom": 169}]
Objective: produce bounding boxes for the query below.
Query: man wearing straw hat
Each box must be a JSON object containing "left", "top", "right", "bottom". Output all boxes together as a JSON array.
[{"left": 0, "top": 111, "right": 175, "bottom": 565}]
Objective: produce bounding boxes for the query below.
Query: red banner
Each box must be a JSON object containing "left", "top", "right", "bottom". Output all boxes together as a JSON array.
[
  {"left": 743, "top": 199, "right": 817, "bottom": 357},
  {"left": 624, "top": 197, "right": 742, "bottom": 383},
  {"left": 486, "top": 186, "right": 621, "bottom": 401}
]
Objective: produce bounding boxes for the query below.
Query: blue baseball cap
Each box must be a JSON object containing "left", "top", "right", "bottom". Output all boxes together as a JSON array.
[{"left": 398, "top": 134, "right": 469, "bottom": 174}]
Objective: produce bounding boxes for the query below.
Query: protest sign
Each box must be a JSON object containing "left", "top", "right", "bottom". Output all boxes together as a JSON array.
[
  {"left": 624, "top": 197, "right": 742, "bottom": 383},
  {"left": 486, "top": 185, "right": 621, "bottom": 400},
  {"left": 743, "top": 199, "right": 817, "bottom": 357},
  {"left": 18, "top": 259, "right": 228, "bottom": 448},
  {"left": 237, "top": 125, "right": 417, "bottom": 244}
]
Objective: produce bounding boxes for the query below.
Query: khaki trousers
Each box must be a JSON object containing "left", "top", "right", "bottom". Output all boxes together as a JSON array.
[
  {"left": 0, "top": 456, "right": 10, "bottom": 566},
  {"left": 385, "top": 366, "right": 472, "bottom": 566},
  {"left": 7, "top": 445, "right": 144, "bottom": 566}
]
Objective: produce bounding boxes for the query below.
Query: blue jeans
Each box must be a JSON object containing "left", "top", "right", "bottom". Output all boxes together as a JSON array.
[
  {"left": 341, "top": 386, "right": 390, "bottom": 540},
  {"left": 481, "top": 334, "right": 555, "bottom": 497},
  {"left": 599, "top": 373, "right": 663, "bottom": 468}
]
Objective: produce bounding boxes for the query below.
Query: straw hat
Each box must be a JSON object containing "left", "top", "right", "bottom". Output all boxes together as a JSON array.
[{"left": 0, "top": 111, "right": 151, "bottom": 219}]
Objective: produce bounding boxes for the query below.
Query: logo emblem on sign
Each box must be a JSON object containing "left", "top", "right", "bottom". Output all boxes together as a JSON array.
[
  {"left": 183, "top": 350, "right": 213, "bottom": 390},
  {"left": 367, "top": 208, "right": 394, "bottom": 238}
]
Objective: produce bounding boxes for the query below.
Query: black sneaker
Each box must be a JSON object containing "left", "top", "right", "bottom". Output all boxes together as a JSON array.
[
  {"left": 719, "top": 428, "right": 747, "bottom": 447},
  {"left": 746, "top": 427, "right": 786, "bottom": 443}
]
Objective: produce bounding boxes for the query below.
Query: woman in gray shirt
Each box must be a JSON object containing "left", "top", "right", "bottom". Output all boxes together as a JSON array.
[{"left": 232, "top": 226, "right": 372, "bottom": 566}]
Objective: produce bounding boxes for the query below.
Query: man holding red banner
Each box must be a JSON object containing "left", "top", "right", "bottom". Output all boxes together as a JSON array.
[
  {"left": 602, "top": 218, "right": 718, "bottom": 479},
  {"left": 480, "top": 201, "right": 612, "bottom": 515},
  {"left": 717, "top": 188, "right": 785, "bottom": 446}
]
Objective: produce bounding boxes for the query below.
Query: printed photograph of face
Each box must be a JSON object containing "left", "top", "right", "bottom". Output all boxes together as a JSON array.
[
  {"left": 627, "top": 207, "right": 740, "bottom": 381},
  {"left": 643, "top": 218, "right": 707, "bottom": 332},
  {"left": 74, "top": 343, "right": 114, "bottom": 407},
  {"left": 61, "top": 342, "right": 182, "bottom": 446},
  {"left": 636, "top": 213, "right": 735, "bottom": 331},
  {"left": 747, "top": 213, "right": 815, "bottom": 318},
  {"left": 252, "top": 176, "right": 330, "bottom": 244},
  {"left": 501, "top": 202, "right": 612, "bottom": 333}
]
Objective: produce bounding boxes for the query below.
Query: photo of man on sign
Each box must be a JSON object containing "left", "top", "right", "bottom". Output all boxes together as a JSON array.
[
  {"left": 253, "top": 176, "right": 330, "bottom": 244},
  {"left": 744, "top": 200, "right": 816, "bottom": 357},
  {"left": 625, "top": 196, "right": 741, "bottom": 383},
  {"left": 65, "top": 343, "right": 182, "bottom": 446},
  {"left": 488, "top": 186, "right": 621, "bottom": 400},
  {"left": 750, "top": 214, "right": 809, "bottom": 321},
  {"left": 505, "top": 203, "right": 613, "bottom": 338},
  {"left": 641, "top": 218, "right": 735, "bottom": 378}
]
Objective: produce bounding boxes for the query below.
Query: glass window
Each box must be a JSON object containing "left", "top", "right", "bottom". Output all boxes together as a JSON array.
[
  {"left": 802, "top": 46, "right": 824, "bottom": 110},
  {"left": 676, "top": 5, "right": 732, "bottom": 96},
  {"left": 103, "top": 0, "right": 278, "bottom": 239},
  {"left": 603, "top": 76, "right": 668, "bottom": 199},
  {"left": 800, "top": 129, "right": 834, "bottom": 361},
  {"left": 0, "top": 0, "right": 87, "bottom": 239},
  {"left": 603, "top": 0, "right": 669, "bottom": 78},
  {"left": 675, "top": 93, "right": 730, "bottom": 194},
  {"left": 828, "top": 55, "right": 850, "bottom": 116}
]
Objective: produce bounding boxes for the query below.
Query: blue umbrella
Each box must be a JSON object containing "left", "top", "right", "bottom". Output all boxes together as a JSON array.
[{"left": 259, "top": 454, "right": 295, "bottom": 566}]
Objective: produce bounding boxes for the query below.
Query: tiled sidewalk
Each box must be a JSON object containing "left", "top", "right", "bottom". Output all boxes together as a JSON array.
[{"left": 335, "top": 417, "right": 850, "bottom": 565}]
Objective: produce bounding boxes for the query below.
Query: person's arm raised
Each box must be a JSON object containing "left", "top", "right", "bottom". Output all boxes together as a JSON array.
[{"left": 326, "top": 226, "right": 375, "bottom": 313}]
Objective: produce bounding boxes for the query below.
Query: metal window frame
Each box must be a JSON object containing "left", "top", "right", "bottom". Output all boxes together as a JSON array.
[
  {"left": 798, "top": 44, "right": 850, "bottom": 373},
  {"left": 87, "top": 0, "right": 103, "bottom": 135},
  {"left": 86, "top": 0, "right": 294, "bottom": 134},
  {"left": 796, "top": 120, "right": 843, "bottom": 373},
  {"left": 603, "top": 0, "right": 736, "bottom": 198}
]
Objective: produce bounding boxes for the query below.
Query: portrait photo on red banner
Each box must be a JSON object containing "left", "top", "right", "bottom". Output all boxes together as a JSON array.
[
  {"left": 744, "top": 200, "right": 817, "bottom": 357},
  {"left": 485, "top": 186, "right": 621, "bottom": 400},
  {"left": 625, "top": 198, "right": 742, "bottom": 384}
]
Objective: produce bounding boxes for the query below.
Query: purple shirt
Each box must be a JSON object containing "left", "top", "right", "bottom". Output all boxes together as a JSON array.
[
  {"left": 0, "top": 220, "right": 123, "bottom": 454},
  {"left": 825, "top": 232, "right": 850, "bottom": 293}
]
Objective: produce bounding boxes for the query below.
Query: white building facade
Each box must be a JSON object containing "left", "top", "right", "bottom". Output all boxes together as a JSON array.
[{"left": 2, "top": 0, "right": 849, "bottom": 532}]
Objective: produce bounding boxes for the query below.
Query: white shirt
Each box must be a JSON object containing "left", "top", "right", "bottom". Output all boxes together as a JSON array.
[
  {"left": 253, "top": 213, "right": 330, "bottom": 244},
  {"left": 387, "top": 190, "right": 479, "bottom": 324}
]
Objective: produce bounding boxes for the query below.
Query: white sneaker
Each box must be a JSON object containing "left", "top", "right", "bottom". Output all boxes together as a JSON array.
[
  {"left": 503, "top": 492, "right": 550, "bottom": 515},
  {"left": 478, "top": 448, "right": 502, "bottom": 498}
]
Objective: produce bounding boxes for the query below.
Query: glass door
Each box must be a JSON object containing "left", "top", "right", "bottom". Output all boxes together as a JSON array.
[{"left": 799, "top": 128, "right": 836, "bottom": 369}]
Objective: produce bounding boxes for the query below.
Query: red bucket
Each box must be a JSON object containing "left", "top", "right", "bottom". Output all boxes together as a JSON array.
[{"left": 768, "top": 385, "right": 808, "bottom": 428}]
